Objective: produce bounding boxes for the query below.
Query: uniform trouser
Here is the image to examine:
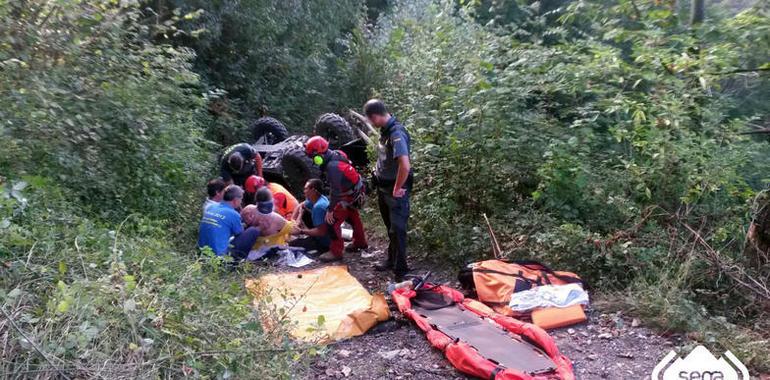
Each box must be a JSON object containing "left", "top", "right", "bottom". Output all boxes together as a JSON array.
[
  {"left": 377, "top": 188, "right": 410, "bottom": 275},
  {"left": 330, "top": 204, "right": 367, "bottom": 257},
  {"left": 289, "top": 236, "right": 329, "bottom": 256},
  {"left": 229, "top": 227, "right": 260, "bottom": 261}
]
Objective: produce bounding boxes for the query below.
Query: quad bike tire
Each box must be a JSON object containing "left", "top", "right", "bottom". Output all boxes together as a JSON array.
[
  {"left": 314, "top": 113, "right": 356, "bottom": 149},
  {"left": 252, "top": 117, "right": 289, "bottom": 144},
  {"left": 280, "top": 144, "right": 321, "bottom": 195}
]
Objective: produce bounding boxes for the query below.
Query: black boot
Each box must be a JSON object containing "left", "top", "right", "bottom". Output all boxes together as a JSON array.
[{"left": 374, "top": 261, "right": 393, "bottom": 272}]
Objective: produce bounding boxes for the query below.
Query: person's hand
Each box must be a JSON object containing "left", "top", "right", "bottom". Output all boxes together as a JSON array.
[
  {"left": 324, "top": 211, "right": 335, "bottom": 225},
  {"left": 290, "top": 224, "right": 302, "bottom": 235},
  {"left": 292, "top": 208, "right": 303, "bottom": 222},
  {"left": 393, "top": 187, "right": 406, "bottom": 198}
]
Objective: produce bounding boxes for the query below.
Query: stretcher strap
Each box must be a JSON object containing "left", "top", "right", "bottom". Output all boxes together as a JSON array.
[{"left": 489, "top": 366, "right": 504, "bottom": 380}]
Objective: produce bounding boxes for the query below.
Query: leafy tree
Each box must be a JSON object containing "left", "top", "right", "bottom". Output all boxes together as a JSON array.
[
  {"left": 372, "top": 0, "right": 770, "bottom": 367},
  {"left": 158, "top": 0, "right": 368, "bottom": 137},
  {"left": 1, "top": 1, "right": 311, "bottom": 378},
  {"left": 0, "top": 0, "right": 210, "bottom": 221}
]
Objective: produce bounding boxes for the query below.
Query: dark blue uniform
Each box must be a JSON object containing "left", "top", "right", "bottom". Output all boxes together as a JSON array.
[
  {"left": 219, "top": 143, "right": 262, "bottom": 187},
  {"left": 375, "top": 116, "right": 412, "bottom": 276}
]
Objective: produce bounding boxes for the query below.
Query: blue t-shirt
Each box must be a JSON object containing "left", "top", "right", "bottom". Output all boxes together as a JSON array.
[
  {"left": 304, "top": 195, "right": 331, "bottom": 247},
  {"left": 198, "top": 202, "right": 243, "bottom": 256}
]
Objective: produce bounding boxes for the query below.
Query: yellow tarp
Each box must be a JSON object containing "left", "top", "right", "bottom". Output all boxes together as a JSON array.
[{"left": 245, "top": 266, "right": 389, "bottom": 343}]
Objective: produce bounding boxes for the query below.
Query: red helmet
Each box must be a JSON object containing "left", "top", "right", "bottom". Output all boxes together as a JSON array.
[
  {"left": 244, "top": 175, "right": 266, "bottom": 193},
  {"left": 305, "top": 136, "right": 329, "bottom": 156}
]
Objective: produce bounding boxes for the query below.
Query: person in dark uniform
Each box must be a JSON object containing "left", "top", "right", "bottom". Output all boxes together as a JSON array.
[
  {"left": 365, "top": 99, "right": 412, "bottom": 281},
  {"left": 220, "top": 143, "right": 263, "bottom": 187}
]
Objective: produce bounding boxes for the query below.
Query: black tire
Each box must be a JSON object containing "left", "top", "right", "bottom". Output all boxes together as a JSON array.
[
  {"left": 280, "top": 145, "right": 321, "bottom": 196},
  {"left": 314, "top": 113, "right": 356, "bottom": 149},
  {"left": 252, "top": 117, "right": 289, "bottom": 144}
]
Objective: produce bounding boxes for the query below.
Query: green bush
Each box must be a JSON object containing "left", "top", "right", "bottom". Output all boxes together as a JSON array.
[
  {"left": 371, "top": 0, "right": 770, "bottom": 364},
  {"left": 0, "top": 0, "right": 211, "bottom": 221},
  {"left": 0, "top": 178, "right": 308, "bottom": 378},
  {"left": 0, "top": 2, "right": 312, "bottom": 377},
  {"left": 164, "top": 0, "right": 371, "bottom": 136}
]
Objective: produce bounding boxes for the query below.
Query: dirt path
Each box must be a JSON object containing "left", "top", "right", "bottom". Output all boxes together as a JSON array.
[{"left": 294, "top": 237, "right": 677, "bottom": 379}]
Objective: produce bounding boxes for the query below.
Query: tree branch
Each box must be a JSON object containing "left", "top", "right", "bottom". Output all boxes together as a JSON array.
[
  {"left": 739, "top": 129, "right": 770, "bottom": 135},
  {"left": 707, "top": 67, "right": 770, "bottom": 76},
  {"left": 0, "top": 306, "right": 72, "bottom": 380},
  {"left": 36, "top": 5, "right": 59, "bottom": 28},
  {"left": 682, "top": 223, "right": 770, "bottom": 304}
]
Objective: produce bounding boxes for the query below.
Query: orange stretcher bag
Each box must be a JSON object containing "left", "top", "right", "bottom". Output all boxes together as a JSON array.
[
  {"left": 458, "top": 260, "right": 584, "bottom": 318},
  {"left": 531, "top": 305, "right": 587, "bottom": 330}
]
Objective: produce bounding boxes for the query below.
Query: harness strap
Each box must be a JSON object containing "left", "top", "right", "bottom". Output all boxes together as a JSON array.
[
  {"left": 489, "top": 366, "right": 504, "bottom": 380},
  {"left": 337, "top": 179, "right": 364, "bottom": 196}
]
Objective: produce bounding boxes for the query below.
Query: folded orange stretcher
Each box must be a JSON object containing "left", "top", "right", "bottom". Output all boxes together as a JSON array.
[
  {"left": 459, "top": 259, "right": 588, "bottom": 329},
  {"left": 392, "top": 284, "right": 575, "bottom": 380}
]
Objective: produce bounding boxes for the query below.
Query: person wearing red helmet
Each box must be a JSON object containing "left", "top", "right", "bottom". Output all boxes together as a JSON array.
[
  {"left": 243, "top": 175, "right": 298, "bottom": 218},
  {"left": 242, "top": 175, "right": 266, "bottom": 206},
  {"left": 244, "top": 175, "right": 266, "bottom": 194},
  {"left": 305, "top": 136, "right": 368, "bottom": 262}
]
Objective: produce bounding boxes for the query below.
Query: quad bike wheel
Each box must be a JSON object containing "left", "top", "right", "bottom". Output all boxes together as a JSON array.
[
  {"left": 314, "top": 113, "right": 356, "bottom": 149},
  {"left": 280, "top": 144, "right": 321, "bottom": 195},
  {"left": 252, "top": 117, "right": 289, "bottom": 144}
]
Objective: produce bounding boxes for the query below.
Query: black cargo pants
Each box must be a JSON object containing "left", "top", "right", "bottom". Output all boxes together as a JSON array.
[{"left": 377, "top": 185, "right": 410, "bottom": 276}]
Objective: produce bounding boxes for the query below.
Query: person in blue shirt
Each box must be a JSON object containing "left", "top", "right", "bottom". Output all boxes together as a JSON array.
[
  {"left": 198, "top": 185, "right": 260, "bottom": 261},
  {"left": 290, "top": 179, "right": 331, "bottom": 255},
  {"left": 203, "top": 178, "right": 226, "bottom": 212}
]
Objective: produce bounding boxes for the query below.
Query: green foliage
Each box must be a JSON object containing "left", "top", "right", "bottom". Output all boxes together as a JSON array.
[
  {"left": 0, "top": 1, "right": 313, "bottom": 377},
  {"left": 0, "top": 0, "right": 211, "bottom": 221},
  {"left": 373, "top": 0, "right": 770, "bottom": 363},
  {"left": 162, "top": 0, "right": 371, "bottom": 139},
  {"left": 2, "top": 0, "right": 768, "bottom": 374},
  {"left": 0, "top": 179, "right": 308, "bottom": 378}
]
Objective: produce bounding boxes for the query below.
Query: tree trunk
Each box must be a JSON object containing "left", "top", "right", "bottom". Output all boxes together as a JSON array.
[
  {"left": 690, "top": 0, "right": 705, "bottom": 25},
  {"left": 746, "top": 191, "right": 770, "bottom": 269}
]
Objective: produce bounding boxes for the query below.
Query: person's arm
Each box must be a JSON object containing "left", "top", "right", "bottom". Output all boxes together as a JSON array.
[
  {"left": 391, "top": 130, "right": 411, "bottom": 198},
  {"left": 328, "top": 185, "right": 340, "bottom": 210},
  {"left": 393, "top": 155, "right": 410, "bottom": 198},
  {"left": 231, "top": 212, "right": 244, "bottom": 236},
  {"left": 251, "top": 148, "right": 263, "bottom": 177},
  {"left": 220, "top": 160, "right": 233, "bottom": 186},
  {"left": 325, "top": 171, "right": 340, "bottom": 224},
  {"left": 292, "top": 203, "right": 304, "bottom": 222},
  {"left": 301, "top": 223, "right": 328, "bottom": 237}
]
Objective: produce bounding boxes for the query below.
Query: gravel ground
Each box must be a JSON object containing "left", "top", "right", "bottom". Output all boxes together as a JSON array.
[{"left": 279, "top": 237, "right": 679, "bottom": 380}]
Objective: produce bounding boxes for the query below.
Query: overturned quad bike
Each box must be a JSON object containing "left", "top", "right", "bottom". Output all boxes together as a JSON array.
[{"left": 250, "top": 111, "right": 376, "bottom": 196}]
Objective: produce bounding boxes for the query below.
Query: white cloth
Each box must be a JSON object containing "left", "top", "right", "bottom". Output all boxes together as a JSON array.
[
  {"left": 247, "top": 246, "right": 314, "bottom": 268},
  {"left": 508, "top": 283, "right": 589, "bottom": 312},
  {"left": 277, "top": 249, "right": 314, "bottom": 268}
]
